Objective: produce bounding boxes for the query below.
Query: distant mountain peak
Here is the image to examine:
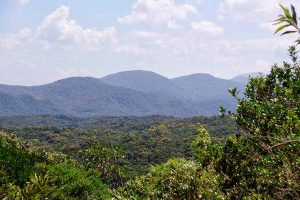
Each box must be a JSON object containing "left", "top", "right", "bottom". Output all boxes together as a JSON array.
[
  {"left": 100, "top": 70, "right": 180, "bottom": 95},
  {"left": 51, "top": 76, "right": 99, "bottom": 84},
  {"left": 173, "top": 73, "right": 216, "bottom": 79},
  {"left": 101, "top": 70, "right": 169, "bottom": 80}
]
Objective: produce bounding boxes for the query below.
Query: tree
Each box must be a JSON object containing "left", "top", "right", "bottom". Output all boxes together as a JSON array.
[
  {"left": 78, "top": 141, "right": 125, "bottom": 188},
  {"left": 115, "top": 158, "right": 224, "bottom": 200},
  {"left": 218, "top": 4, "right": 300, "bottom": 198}
]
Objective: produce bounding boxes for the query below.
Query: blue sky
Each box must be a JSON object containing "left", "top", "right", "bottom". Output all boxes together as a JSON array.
[{"left": 0, "top": 0, "right": 299, "bottom": 85}]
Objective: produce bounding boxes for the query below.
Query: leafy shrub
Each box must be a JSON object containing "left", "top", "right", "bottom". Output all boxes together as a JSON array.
[
  {"left": 47, "top": 163, "right": 111, "bottom": 199},
  {"left": 0, "top": 132, "right": 43, "bottom": 186},
  {"left": 116, "top": 158, "right": 224, "bottom": 199},
  {"left": 217, "top": 5, "right": 300, "bottom": 198},
  {"left": 0, "top": 132, "right": 111, "bottom": 199}
]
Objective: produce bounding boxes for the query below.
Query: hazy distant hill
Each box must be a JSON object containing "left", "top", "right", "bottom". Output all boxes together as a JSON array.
[
  {"left": 101, "top": 71, "right": 242, "bottom": 102},
  {"left": 101, "top": 70, "right": 186, "bottom": 98},
  {"left": 0, "top": 92, "right": 60, "bottom": 116},
  {"left": 0, "top": 77, "right": 200, "bottom": 117},
  {"left": 38, "top": 77, "right": 202, "bottom": 116},
  {"left": 230, "top": 72, "right": 261, "bottom": 84},
  {"left": 172, "top": 73, "right": 242, "bottom": 101},
  {"left": 0, "top": 71, "right": 249, "bottom": 117}
]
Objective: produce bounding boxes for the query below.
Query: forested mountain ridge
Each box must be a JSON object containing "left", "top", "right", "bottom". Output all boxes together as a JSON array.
[
  {"left": 101, "top": 70, "right": 186, "bottom": 98},
  {"left": 0, "top": 92, "right": 60, "bottom": 115},
  {"left": 0, "top": 71, "right": 244, "bottom": 117},
  {"left": 0, "top": 77, "right": 201, "bottom": 117},
  {"left": 172, "top": 73, "right": 243, "bottom": 102}
]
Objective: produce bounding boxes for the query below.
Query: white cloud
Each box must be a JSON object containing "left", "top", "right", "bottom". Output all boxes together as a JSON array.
[
  {"left": 1, "top": 1, "right": 296, "bottom": 85},
  {"left": 113, "top": 43, "right": 146, "bottom": 54},
  {"left": 196, "top": 0, "right": 204, "bottom": 4},
  {"left": 0, "top": 27, "right": 31, "bottom": 49},
  {"left": 118, "top": 0, "right": 197, "bottom": 28},
  {"left": 56, "top": 67, "right": 89, "bottom": 78},
  {"left": 16, "top": 0, "right": 29, "bottom": 5},
  {"left": 190, "top": 21, "right": 224, "bottom": 36},
  {"left": 132, "top": 31, "right": 167, "bottom": 46},
  {"left": 219, "top": 0, "right": 300, "bottom": 30},
  {"left": 2, "top": 0, "right": 30, "bottom": 5},
  {"left": 36, "top": 6, "right": 118, "bottom": 51},
  {"left": 251, "top": 58, "right": 273, "bottom": 73},
  {"left": 3, "top": 0, "right": 30, "bottom": 5},
  {"left": 224, "top": 58, "right": 273, "bottom": 79},
  {"left": 129, "top": 30, "right": 188, "bottom": 54},
  {"left": 127, "top": 27, "right": 290, "bottom": 59},
  {"left": 0, "top": 35, "right": 23, "bottom": 49}
]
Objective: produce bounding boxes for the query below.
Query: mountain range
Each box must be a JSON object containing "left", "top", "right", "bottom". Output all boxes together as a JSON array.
[{"left": 0, "top": 70, "right": 258, "bottom": 117}]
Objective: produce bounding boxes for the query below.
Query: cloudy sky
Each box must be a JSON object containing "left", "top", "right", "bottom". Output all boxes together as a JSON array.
[{"left": 0, "top": 0, "right": 299, "bottom": 85}]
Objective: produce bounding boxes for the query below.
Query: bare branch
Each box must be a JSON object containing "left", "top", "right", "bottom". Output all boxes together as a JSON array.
[{"left": 267, "top": 139, "right": 300, "bottom": 151}]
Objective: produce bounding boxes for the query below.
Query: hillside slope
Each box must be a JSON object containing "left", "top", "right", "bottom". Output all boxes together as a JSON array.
[
  {"left": 0, "top": 71, "right": 247, "bottom": 117},
  {"left": 0, "top": 77, "right": 200, "bottom": 117},
  {"left": 0, "top": 92, "right": 61, "bottom": 116},
  {"left": 101, "top": 70, "right": 186, "bottom": 98}
]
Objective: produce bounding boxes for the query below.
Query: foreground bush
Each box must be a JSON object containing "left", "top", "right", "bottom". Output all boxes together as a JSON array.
[
  {"left": 115, "top": 158, "right": 224, "bottom": 200},
  {"left": 0, "top": 132, "right": 111, "bottom": 199}
]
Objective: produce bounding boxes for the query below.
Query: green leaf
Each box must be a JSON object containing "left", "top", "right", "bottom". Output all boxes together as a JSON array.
[
  {"left": 219, "top": 106, "right": 226, "bottom": 116},
  {"left": 280, "top": 4, "right": 292, "bottom": 19},
  {"left": 274, "top": 24, "right": 290, "bottom": 34},
  {"left": 291, "top": 4, "right": 297, "bottom": 25},
  {"left": 228, "top": 88, "right": 238, "bottom": 97},
  {"left": 280, "top": 30, "right": 297, "bottom": 36},
  {"left": 272, "top": 21, "right": 284, "bottom": 26}
]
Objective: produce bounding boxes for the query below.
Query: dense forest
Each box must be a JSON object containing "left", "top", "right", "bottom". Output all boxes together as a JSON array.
[
  {"left": 0, "top": 115, "right": 239, "bottom": 178},
  {"left": 0, "top": 4, "right": 299, "bottom": 199}
]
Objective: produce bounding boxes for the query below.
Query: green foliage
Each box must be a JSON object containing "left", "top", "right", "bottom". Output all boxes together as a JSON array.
[
  {"left": 47, "top": 163, "right": 111, "bottom": 199},
  {"left": 78, "top": 141, "right": 125, "bottom": 188},
  {"left": 0, "top": 132, "right": 43, "bottom": 186},
  {"left": 274, "top": 4, "right": 300, "bottom": 43},
  {"left": 192, "top": 127, "right": 224, "bottom": 170},
  {"left": 0, "top": 132, "right": 111, "bottom": 200},
  {"left": 233, "top": 47, "right": 299, "bottom": 138},
  {"left": 191, "top": 127, "right": 212, "bottom": 166},
  {"left": 116, "top": 158, "right": 224, "bottom": 200},
  {"left": 218, "top": 135, "right": 299, "bottom": 199},
  {"left": 0, "top": 115, "right": 173, "bottom": 129},
  {"left": 5, "top": 172, "right": 53, "bottom": 199},
  {"left": 217, "top": 6, "right": 300, "bottom": 197},
  {"left": 1, "top": 116, "right": 237, "bottom": 178}
]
